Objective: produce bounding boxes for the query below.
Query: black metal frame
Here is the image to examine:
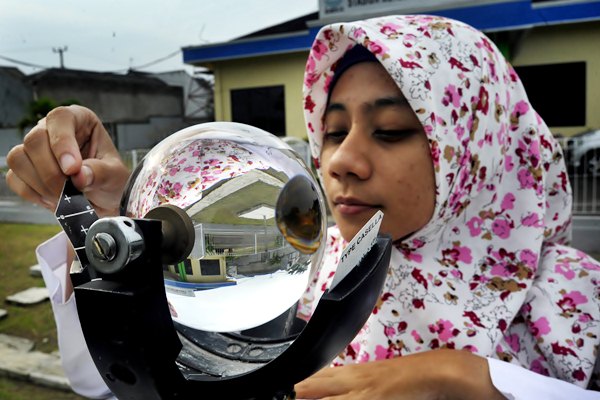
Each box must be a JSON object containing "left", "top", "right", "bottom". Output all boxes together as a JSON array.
[{"left": 73, "top": 217, "right": 392, "bottom": 399}]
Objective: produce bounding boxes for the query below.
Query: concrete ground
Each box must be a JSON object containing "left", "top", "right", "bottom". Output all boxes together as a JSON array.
[{"left": 0, "top": 333, "right": 71, "bottom": 391}]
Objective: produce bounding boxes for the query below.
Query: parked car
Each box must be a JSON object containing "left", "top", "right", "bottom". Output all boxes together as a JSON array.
[{"left": 562, "top": 129, "right": 600, "bottom": 175}]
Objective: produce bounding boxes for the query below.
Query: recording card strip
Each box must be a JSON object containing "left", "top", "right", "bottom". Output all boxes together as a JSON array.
[
  {"left": 54, "top": 179, "right": 99, "bottom": 270},
  {"left": 330, "top": 210, "right": 383, "bottom": 290}
]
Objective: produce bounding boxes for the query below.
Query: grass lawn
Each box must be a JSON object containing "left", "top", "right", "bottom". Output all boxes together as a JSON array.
[
  {"left": 0, "top": 222, "right": 85, "bottom": 399},
  {"left": 0, "top": 223, "right": 61, "bottom": 353},
  {"left": 0, "top": 376, "right": 84, "bottom": 400}
]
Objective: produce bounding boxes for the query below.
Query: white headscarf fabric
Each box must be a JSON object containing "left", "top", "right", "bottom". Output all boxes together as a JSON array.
[{"left": 301, "top": 14, "right": 600, "bottom": 387}]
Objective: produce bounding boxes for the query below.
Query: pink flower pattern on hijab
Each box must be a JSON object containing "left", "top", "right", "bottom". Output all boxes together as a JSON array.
[{"left": 300, "top": 15, "right": 599, "bottom": 387}]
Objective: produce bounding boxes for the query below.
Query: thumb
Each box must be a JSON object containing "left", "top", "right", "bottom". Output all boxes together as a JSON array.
[
  {"left": 71, "top": 156, "right": 130, "bottom": 215},
  {"left": 73, "top": 156, "right": 130, "bottom": 192},
  {"left": 70, "top": 163, "right": 94, "bottom": 190}
]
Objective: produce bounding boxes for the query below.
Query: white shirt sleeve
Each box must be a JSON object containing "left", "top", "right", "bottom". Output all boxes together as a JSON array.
[
  {"left": 488, "top": 357, "right": 600, "bottom": 399},
  {"left": 36, "top": 232, "right": 114, "bottom": 399}
]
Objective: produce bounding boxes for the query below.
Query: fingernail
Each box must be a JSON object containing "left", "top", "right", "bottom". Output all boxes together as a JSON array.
[
  {"left": 60, "top": 154, "right": 76, "bottom": 173},
  {"left": 82, "top": 165, "right": 94, "bottom": 187}
]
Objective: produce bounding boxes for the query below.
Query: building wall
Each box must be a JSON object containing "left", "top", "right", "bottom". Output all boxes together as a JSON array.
[
  {"left": 34, "top": 81, "right": 183, "bottom": 124},
  {"left": 511, "top": 20, "right": 600, "bottom": 136},
  {"left": 154, "top": 70, "right": 214, "bottom": 120},
  {"left": 0, "top": 68, "right": 32, "bottom": 128},
  {"left": 115, "top": 116, "right": 190, "bottom": 150},
  {"left": 0, "top": 128, "right": 21, "bottom": 167},
  {"left": 210, "top": 51, "right": 309, "bottom": 138}
]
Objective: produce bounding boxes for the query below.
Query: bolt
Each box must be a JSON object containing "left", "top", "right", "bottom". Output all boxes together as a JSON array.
[{"left": 92, "top": 232, "right": 117, "bottom": 262}]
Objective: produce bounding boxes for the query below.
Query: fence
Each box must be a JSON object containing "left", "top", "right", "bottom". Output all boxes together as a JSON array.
[
  {"left": 556, "top": 137, "right": 599, "bottom": 215},
  {"left": 119, "top": 149, "right": 150, "bottom": 172}
]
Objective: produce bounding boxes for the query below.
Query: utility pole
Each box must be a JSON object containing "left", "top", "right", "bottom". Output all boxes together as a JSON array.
[{"left": 53, "top": 46, "right": 68, "bottom": 68}]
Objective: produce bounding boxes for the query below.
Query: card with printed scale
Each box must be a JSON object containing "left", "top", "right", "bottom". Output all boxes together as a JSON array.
[{"left": 54, "top": 179, "right": 99, "bottom": 268}]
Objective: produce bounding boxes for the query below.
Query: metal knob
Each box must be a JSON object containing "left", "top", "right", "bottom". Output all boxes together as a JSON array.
[
  {"left": 91, "top": 232, "right": 117, "bottom": 262},
  {"left": 85, "top": 217, "right": 144, "bottom": 275}
]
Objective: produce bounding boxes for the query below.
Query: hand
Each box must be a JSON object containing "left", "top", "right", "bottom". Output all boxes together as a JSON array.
[
  {"left": 294, "top": 349, "right": 506, "bottom": 400},
  {"left": 6, "top": 105, "right": 130, "bottom": 217}
]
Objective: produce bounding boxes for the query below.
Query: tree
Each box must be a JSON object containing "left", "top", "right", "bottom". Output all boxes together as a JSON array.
[{"left": 18, "top": 97, "right": 80, "bottom": 134}]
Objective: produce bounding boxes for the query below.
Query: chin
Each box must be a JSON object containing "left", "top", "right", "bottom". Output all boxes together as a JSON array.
[{"left": 337, "top": 224, "right": 361, "bottom": 243}]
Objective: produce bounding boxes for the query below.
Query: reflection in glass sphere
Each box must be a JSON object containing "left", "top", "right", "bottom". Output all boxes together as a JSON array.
[
  {"left": 276, "top": 175, "right": 323, "bottom": 255},
  {"left": 121, "top": 122, "right": 326, "bottom": 333}
]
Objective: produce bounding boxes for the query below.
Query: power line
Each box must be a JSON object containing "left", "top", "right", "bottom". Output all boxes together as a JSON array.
[
  {"left": 0, "top": 48, "right": 184, "bottom": 73},
  {"left": 0, "top": 54, "right": 50, "bottom": 69},
  {"left": 129, "top": 50, "right": 181, "bottom": 70}
]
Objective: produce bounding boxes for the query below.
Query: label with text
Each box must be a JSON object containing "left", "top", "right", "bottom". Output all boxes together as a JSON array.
[{"left": 330, "top": 210, "right": 383, "bottom": 289}]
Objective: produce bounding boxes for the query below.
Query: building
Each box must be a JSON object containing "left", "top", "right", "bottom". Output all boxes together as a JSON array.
[
  {"left": 0, "top": 67, "right": 33, "bottom": 160},
  {"left": 0, "top": 66, "right": 32, "bottom": 129},
  {"left": 153, "top": 70, "right": 214, "bottom": 121},
  {"left": 183, "top": 12, "right": 319, "bottom": 139},
  {"left": 0, "top": 66, "right": 214, "bottom": 160},
  {"left": 24, "top": 68, "right": 184, "bottom": 150},
  {"left": 182, "top": 0, "right": 600, "bottom": 138},
  {"left": 27, "top": 68, "right": 183, "bottom": 123}
]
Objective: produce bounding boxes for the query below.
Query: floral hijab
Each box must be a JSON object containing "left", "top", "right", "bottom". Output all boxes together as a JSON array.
[{"left": 301, "top": 15, "right": 600, "bottom": 387}]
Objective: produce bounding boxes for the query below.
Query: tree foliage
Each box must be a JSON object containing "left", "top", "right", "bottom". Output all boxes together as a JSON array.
[{"left": 18, "top": 97, "right": 80, "bottom": 134}]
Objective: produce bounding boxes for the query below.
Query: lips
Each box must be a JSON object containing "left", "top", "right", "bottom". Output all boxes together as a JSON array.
[{"left": 333, "top": 196, "right": 378, "bottom": 215}]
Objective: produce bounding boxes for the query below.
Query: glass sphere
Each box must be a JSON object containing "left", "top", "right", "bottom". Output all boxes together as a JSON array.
[{"left": 121, "top": 122, "right": 326, "bottom": 333}]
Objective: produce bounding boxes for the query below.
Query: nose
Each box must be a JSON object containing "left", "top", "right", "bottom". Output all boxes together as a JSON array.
[{"left": 326, "top": 126, "right": 372, "bottom": 181}]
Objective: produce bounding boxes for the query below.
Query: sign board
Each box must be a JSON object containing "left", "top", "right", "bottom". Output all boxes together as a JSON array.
[{"left": 318, "top": 0, "right": 521, "bottom": 21}]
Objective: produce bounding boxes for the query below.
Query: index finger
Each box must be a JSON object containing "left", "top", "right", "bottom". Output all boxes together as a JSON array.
[{"left": 44, "top": 105, "right": 104, "bottom": 176}]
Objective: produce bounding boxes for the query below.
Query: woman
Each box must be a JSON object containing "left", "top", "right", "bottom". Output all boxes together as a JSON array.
[
  {"left": 295, "top": 14, "right": 599, "bottom": 399},
  {"left": 6, "top": 14, "right": 600, "bottom": 400}
]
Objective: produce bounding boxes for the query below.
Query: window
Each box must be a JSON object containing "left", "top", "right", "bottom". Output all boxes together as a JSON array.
[
  {"left": 183, "top": 259, "right": 193, "bottom": 275},
  {"left": 231, "top": 85, "right": 285, "bottom": 136},
  {"left": 200, "top": 259, "right": 221, "bottom": 276},
  {"left": 515, "top": 62, "right": 585, "bottom": 127}
]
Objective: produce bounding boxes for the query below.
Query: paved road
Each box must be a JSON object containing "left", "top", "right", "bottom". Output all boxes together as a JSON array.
[{"left": 0, "top": 198, "right": 58, "bottom": 225}]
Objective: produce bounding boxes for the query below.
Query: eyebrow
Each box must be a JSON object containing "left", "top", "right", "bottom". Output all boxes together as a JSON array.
[
  {"left": 325, "top": 96, "right": 409, "bottom": 114},
  {"left": 374, "top": 96, "right": 409, "bottom": 108}
]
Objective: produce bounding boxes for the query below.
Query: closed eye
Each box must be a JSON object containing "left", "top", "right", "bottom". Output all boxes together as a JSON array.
[
  {"left": 324, "top": 130, "right": 348, "bottom": 143},
  {"left": 373, "top": 129, "right": 418, "bottom": 141}
]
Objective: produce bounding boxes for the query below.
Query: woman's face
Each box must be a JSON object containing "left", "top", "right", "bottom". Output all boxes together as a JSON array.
[{"left": 321, "top": 61, "right": 436, "bottom": 242}]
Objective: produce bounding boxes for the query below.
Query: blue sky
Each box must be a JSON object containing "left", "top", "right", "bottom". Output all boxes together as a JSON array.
[{"left": 0, "top": 0, "right": 317, "bottom": 74}]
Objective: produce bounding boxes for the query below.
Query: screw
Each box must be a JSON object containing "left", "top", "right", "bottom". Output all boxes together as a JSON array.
[{"left": 92, "top": 232, "right": 117, "bottom": 262}]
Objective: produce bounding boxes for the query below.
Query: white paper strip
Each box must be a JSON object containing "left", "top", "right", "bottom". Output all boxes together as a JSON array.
[{"left": 330, "top": 210, "right": 384, "bottom": 290}]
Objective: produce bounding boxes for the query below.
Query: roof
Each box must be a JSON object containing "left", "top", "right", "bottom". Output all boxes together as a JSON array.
[
  {"left": 238, "top": 12, "right": 319, "bottom": 39},
  {"left": 0, "top": 66, "right": 26, "bottom": 80},
  {"left": 183, "top": 0, "right": 600, "bottom": 65},
  {"left": 26, "top": 68, "right": 170, "bottom": 88}
]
